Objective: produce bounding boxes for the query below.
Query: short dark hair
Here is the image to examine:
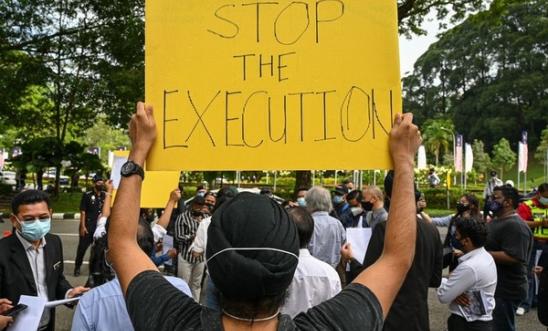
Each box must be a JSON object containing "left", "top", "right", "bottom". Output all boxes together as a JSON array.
[
  {"left": 493, "top": 185, "right": 520, "bottom": 209},
  {"left": 455, "top": 216, "right": 488, "bottom": 248},
  {"left": 294, "top": 186, "right": 309, "bottom": 200},
  {"left": 220, "top": 292, "right": 287, "bottom": 321},
  {"left": 11, "top": 190, "right": 51, "bottom": 215},
  {"left": 288, "top": 207, "right": 314, "bottom": 248},
  {"left": 538, "top": 183, "right": 548, "bottom": 194},
  {"left": 346, "top": 190, "right": 363, "bottom": 203}
]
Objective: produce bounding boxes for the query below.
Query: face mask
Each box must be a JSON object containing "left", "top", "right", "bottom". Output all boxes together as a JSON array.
[
  {"left": 197, "top": 191, "right": 206, "bottom": 197},
  {"left": 452, "top": 238, "right": 464, "bottom": 251},
  {"left": 17, "top": 217, "right": 51, "bottom": 241},
  {"left": 540, "top": 197, "right": 548, "bottom": 206},
  {"left": 362, "top": 201, "right": 373, "bottom": 212},
  {"left": 456, "top": 202, "right": 469, "bottom": 215},
  {"left": 351, "top": 207, "right": 364, "bottom": 216},
  {"left": 297, "top": 197, "right": 307, "bottom": 207},
  {"left": 487, "top": 200, "right": 503, "bottom": 215},
  {"left": 333, "top": 195, "right": 343, "bottom": 205}
]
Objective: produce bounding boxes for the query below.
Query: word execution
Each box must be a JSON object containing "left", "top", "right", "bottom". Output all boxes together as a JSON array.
[{"left": 146, "top": 0, "right": 402, "bottom": 170}]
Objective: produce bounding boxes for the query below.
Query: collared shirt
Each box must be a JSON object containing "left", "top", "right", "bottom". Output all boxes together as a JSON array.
[
  {"left": 71, "top": 276, "right": 191, "bottom": 331},
  {"left": 174, "top": 210, "right": 203, "bottom": 264},
  {"left": 437, "top": 247, "right": 497, "bottom": 322},
  {"left": 308, "top": 211, "right": 346, "bottom": 268},
  {"left": 15, "top": 231, "right": 50, "bottom": 328},
  {"left": 281, "top": 248, "right": 342, "bottom": 318}
]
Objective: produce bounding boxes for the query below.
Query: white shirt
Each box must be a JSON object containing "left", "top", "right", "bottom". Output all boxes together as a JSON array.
[
  {"left": 281, "top": 248, "right": 342, "bottom": 318},
  {"left": 15, "top": 231, "right": 50, "bottom": 328},
  {"left": 190, "top": 217, "right": 211, "bottom": 254},
  {"left": 151, "top": 222, "right": 167, "bottom": 244},
  {"left": 437, "top": 247, "right": 497, "bottom": 321}
]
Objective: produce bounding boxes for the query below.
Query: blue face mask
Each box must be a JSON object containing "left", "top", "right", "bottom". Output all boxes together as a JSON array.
[
  {"left": 297, "top": 197, "right": 307, "bottom": 207},
  {"left": 17, "top": 217, "right": 51, "bottom": 241},
  {"left": 333, "top": 195, "right": 343, "bottom": 205},
  {"left": 487, "top": 200, "right": 503, "bottom": 215}
]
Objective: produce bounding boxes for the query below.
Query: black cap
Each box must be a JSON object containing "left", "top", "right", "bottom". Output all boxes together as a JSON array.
[
  {"left": 92, "top": 174, "right": 104, "bottom": 182},
  {"left": 192, "top": 195, "right": 206, "bottom": 205},
  {"left": 332, "top": 185, "right": 348, "bottom": 195},
  {"left": 490, "top": 171, "right": 497, "bottom": 177}
]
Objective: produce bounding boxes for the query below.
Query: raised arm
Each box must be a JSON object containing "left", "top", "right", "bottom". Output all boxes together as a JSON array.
[
  {"left": 157, "top": 189, "right": 181, "bottom": 229},
  {"left": 101, "top": 180, "right": 114, "bottom": 218},
  {"left": 352, "top": 113, "right": 421, "bottom": 318},
  {"left": 108, "top": 102, "right": 158, "bottom": 295}
]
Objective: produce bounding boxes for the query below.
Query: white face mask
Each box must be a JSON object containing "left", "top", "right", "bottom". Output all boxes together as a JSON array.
[
  {"left": 351, "top": 207, "right": 364, "bottom": 216},
  {"left": 540, "top": 196, "right": 548, "bottom": 206}
]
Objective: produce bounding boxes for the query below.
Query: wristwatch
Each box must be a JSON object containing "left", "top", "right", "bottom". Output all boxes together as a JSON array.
[{"left": 120, "top": 160, "right": 145, "bottom": 180}]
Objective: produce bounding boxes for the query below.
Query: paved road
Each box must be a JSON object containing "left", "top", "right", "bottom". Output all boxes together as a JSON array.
[{"left": 0, "top": 218, "right": 544, "bottom": 331}]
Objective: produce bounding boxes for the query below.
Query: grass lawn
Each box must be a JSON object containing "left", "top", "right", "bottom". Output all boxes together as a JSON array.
[{"left": 49, "top": 193, "right": 82, "bottom": 213}]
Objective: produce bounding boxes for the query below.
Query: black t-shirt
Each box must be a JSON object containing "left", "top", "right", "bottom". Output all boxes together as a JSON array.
[
  {"left": 486, "top": 214, "right": 533, "bottom": 301},
  {"left": 80, "top": 190, "right": 105, "bottom": 228},
  {"left": 126, "top": 271, "right": 383, "bottom": 331},
  {"left": 361, "top": 219, "right": 443, "bottom": 331}
]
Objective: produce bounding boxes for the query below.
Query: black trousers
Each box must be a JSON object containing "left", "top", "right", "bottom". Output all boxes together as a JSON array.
[
  {"left": 75, "top": 233, "right": 94, "bottom": 270},
  {"left": 448, "top": 314, "right": 492, "bottom": 331}
]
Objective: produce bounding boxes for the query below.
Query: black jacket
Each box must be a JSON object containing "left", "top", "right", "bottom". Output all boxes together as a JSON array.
[
  {"left": 0, "top": 232, "right": 72, "bottom": 331},
  {"left": 350, "top": 218, "right": 443, "bottom": 331}
]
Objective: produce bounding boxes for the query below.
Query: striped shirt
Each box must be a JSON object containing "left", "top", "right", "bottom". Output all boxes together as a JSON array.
[{"left": 174, "top": 211, "right": 203, "bottom": 264}]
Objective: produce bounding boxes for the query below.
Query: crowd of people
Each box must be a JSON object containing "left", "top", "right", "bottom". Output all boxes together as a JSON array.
[{"left": 0, "top": 104, "right": 546, "bottom": 331}]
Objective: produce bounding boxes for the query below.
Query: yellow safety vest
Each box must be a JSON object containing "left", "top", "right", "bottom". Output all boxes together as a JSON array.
[{"left": 524, "top": 199, "right": 548, "bottom": 239}]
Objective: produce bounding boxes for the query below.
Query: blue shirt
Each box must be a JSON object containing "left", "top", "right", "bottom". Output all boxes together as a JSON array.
[
  {"left": 71, "top": 276, "right": 191, "bottom": 331},
  {"left": 308, "top": 211, "right": 346, "bottom": 268}
]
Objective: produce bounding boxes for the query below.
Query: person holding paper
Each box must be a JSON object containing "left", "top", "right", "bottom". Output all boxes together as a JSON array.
[
  {"left": 0, "top": 190, "right": 88, "bottom": 331},
  {"left": 437, "top": 216, "right": 497, "bottom": 331},
  {"left": 343, "top": 172, "right": 443, "bottom": 331},
  {"left": 107, "top": 103, "right": 422, "bottom": 331},
  {"left": 0, "top": 298, "right": 14, "bottom": 329},
  {"left": 71, "top": 216, "right": 191, "bottom": 331}
]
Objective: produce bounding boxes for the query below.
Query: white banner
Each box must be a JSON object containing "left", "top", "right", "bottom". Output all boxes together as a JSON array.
[
  {"left": 417, "top": 145, "right": 427, "bottom": 170},
  {"left": 465, "top": 143, "right": 474, "bottom": 173}
]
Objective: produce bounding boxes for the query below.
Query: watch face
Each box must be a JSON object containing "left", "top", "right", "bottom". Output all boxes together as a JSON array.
[{"left": 121, "top": 161, "right": 135, "bottom": 175}]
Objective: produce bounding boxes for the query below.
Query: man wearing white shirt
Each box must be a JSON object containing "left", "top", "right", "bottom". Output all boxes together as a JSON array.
[
  {"left": 282, "top": 207, "right": 342, "bottom": 317},
  {"left": 437, "top": 216, "right": 497, "bottom": 331}
]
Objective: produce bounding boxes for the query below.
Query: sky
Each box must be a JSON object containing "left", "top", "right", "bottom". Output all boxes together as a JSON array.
[{"left": 398, "top": 18, "right": 441, "bottom": 77}]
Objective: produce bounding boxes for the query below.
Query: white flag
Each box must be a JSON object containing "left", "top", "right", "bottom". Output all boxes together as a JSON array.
[
  {"left": 417, "top": 145, "right": 427, "bottom": 169},
  {"left": 465, "top": 143, "right": 473, "bottom": 173},
  {"left": 518, "top": 132, "right": 528, "bottom": 173}
]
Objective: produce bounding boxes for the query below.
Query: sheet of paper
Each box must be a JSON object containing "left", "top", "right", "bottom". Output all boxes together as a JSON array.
[
  {"left": 44, "top": 297, "right": 80, "bottom": 308},
  {"left": 346, "top": 228, "right": 372, "bottom": 264},
  {"left": 9, "top": 295, "right": 46, "bottom": 331},
  {"left": 535, "top": 249, "right": 542, "bottom": 295},
  {"left": 162, "top": 234, "right": 174, "bottom": 266},
  {"left": 110, "top": 152, "right": 129, "bottom": 189}
]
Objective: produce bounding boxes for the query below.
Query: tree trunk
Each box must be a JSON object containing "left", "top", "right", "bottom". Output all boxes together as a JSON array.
[
  {"left": 54, "top": 165, "right": 61, "bottom": 196},
  {"left": 36, "top": 169, "right": 44, "bottom": 191},
  {"left": 435, "top": 149, "right": 439, "bottom": 166},
  {"left": 294, "top": 171, "right": 312, "bottom": 195}
]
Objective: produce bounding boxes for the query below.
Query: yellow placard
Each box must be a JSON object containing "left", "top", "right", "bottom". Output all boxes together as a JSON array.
[
  {"left": 110, "top": 151, "right": 180, "bottom": 208},
  {"left": 112, "top": 171, "right": 180, "bottom": 208},
  {"left": 146, "top": 0, "right": 401, "bottom": 171}
]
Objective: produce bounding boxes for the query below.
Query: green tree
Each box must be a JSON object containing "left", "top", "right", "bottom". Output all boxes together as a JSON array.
[
  {"left": 82, "top": 118, "right": 130, "bottom": 162},
  {"left": 535, "top": 126, "right": 548, "bottom": 164},
  {"left": 422, "top": 119, "right": 454, "bottom": 166},
  {"left": 472, "top": 139, "right": 492, "bottom": 177},
  {"left": 492, "top": 138, "right": 516, "bottom": 179},
  {"left": 403, "top": 0, "right": 547, "bottom": 151}
]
